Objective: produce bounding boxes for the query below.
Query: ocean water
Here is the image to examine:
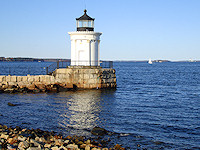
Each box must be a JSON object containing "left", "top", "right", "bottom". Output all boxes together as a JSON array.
[{"left": 0, "top": 62, "right": 200, "bottom": 149}]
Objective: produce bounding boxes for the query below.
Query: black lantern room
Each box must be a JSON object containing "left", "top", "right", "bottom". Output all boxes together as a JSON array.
[{"left": 76, "top": 9, "right": 94, "bottom": 31}]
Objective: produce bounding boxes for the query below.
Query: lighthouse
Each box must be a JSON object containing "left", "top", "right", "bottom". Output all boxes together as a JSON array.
[
  {"left": 68, "top": 10, "right": 102, "bottom": 66},
  {"left": 52, "top": 9, "right": 117, "bottom": 89}
]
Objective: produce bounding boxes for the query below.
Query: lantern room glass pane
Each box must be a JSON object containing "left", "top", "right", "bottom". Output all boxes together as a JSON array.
[
  {"left": 88, "top": 21, "right": 91, "bottom": 27},
  {"left": 77, "top": 20, "right": 94, "bottom": 28},
  {"left": 91, "top": 20, "right": 94, "bottom": 27},
  {"left": 83, "top": 21, "right": 88, "bottom": 27}
]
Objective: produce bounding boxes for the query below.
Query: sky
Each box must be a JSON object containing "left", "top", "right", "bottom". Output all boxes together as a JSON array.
[{"left": 0, "top": 0, "right": 200, "bottom": 61}]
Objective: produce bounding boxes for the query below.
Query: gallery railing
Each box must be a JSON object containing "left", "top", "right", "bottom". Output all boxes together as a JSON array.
[
  {"left": 0, "top": 60, "right": 113, "bottom": 76},
  {"left": 46, "top": 60, "right": 113, "bottom": 75},
  {"left": 0, "top": 66, "right": 47, "bottom": 76}
]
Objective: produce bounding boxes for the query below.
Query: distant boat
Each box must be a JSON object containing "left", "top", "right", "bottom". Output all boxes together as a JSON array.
[
  {"left": 148, "top": 58, "right": 153, "bottom": 64},
  {"left": 189, "top": 59, "right": 195, "bottom": 62}
]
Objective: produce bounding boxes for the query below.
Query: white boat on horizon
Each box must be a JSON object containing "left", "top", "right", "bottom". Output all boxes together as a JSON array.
[{"left": 148, "top": 58, "right": 153, "bottom": 64}]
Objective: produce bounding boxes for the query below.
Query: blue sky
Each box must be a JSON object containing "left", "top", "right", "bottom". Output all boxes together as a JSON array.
[{"left": 0, "top": 0, "right": 200, "bottom": 61}]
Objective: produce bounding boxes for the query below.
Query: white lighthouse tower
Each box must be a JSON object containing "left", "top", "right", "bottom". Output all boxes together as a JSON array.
[{"left": 68, "top": 10, "right": 102, "bottom": 66}]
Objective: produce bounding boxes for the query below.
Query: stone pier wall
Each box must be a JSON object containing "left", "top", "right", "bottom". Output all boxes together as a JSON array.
[
  {"left": 0, "top": 67, "right": 116, "bottom": 93},
  {"left": 54, "top": 67, "right": 116, "bottom": 89}
]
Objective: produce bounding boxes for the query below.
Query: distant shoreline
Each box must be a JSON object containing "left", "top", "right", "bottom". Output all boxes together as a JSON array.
[
  {"left": 0, "top": 57, "right": 70, "bottom": 62},
  {"left": 0, "top": 57, "right": 199, "bottom": 62}
]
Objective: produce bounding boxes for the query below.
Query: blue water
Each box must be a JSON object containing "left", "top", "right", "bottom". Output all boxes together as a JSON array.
[{"left": 0, "top": 62, "right": 200, "bottom": 149}]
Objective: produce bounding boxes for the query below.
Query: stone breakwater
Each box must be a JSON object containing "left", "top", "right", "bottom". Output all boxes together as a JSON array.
[
  {"left": 0, "top": 68, "right": 117, "bottom": 93},
  {"left": 0, "top": 125, "right": 125, "bottom": 150}
]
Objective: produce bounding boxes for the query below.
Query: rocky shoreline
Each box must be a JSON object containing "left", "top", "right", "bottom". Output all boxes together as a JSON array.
[
  {"left": 0, "top": 125, "right": 125, "bottom": 150},
  {"left": 0, "top": 83, "right": 76, "bottom": 94}
]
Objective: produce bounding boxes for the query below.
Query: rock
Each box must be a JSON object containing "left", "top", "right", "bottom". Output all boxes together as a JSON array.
[
  {"left": 58, "top": 146, "right": 68, "bottom": 150},
  {"left": 64, "top": 140, "right": 69, "bottom": 144},
  {"left": 51, "top": 146, "right": 59, "bottom": 150},
  {"left": 55, "top": 139, "right": 62, "bottom": 146},
  {"left": 17, "top": 82, "right": 27, "bottom": 89},
  {"left": 4, "top": 88, "right": 16, "bottom": 93},
  {"left": 23, "top": 141, "right": 30, "bottom": 148},
  {"left": 91, "top": 140, "right": 100, "bottom": 147},
  {"left": 100, "top": 140, "right": 108, "bottom": 147},
  {"left": 91, "top": 127, "right": 107, "bottom": 136},
  {"left": 39, "top": 137, "right": 46, "bottom": 143},
  {"left": 85, "top": 145, "right": 91, "bottom": 150},
  {"left": 80, "top": 144, "right": 87, "bottom": 148},
  {"left": 8, "top": 102, "right": 16, "bottom": 106},
  {"left": 30, "top": 139, "right": 40, "bottom": 147},
  {"left": 33, "top": 89, "right": 41, "bottom": 93},
  {"left": 86, "top": 139, "right": 91, "bottom": 145},
  {"left": 27, "top": 84, "right": 36, "bottom": 91},
  {"left": 27, "top": 147, "right": 41, "bottom": 150},
  {"left": 19, "top": 87, "right": 29, "bottom": 93},
  {"left": 35, "top": 137, "right": 40, "bottom": 141},
  {"left": 15, "top": 126, "right": 22, "bottom": 131},
  {"left": 0, "top": 125, "right": 125, "bottom": 150},
  {"left": 1, "top": 133, "right": 9, "bottom": 139},
  {"left": 18, "top": 141, "right": 29, "bottom": 149},
  {"left": 67, "top": 144, "right": 78, "bottom": 149},
  {"left": 21, "top": 128, "right": 27, "bottom": 133},
  {"left": 35, "top": 83, "right": 46, "bottom": 92},
  {"left": 7, "top": 144, "right": 16, "bottom": 150},
  {"left": 3, "top": 125, "right": 8, "bottom": 129},
  {"left": 2, "top": 84, "right": 8, "bottom": 89},
  {"left": 45, "top": 84, "right": 58, "bottom": 92},
  {"left": 114, "top": 144, "right": 123, "bottom": 150},
  {"left": 77, "top": 141, "right": 83, "bottom": 145},
  {"left": 18, "top": 141, "right": 25, "bottom": 149},
  {"left": 66, "top": 135, "right": 72, "bottom": 140},
  {"left": 44, "top": 143, "right": 51, "bottom": 148},
  {"left": 8, "top": 136, "right": 18, "bottom": 145},
  {"left": 74, "top": 138, "right": 79, "bottom": 144},
  {"left": 18, "top": 136, "right": 26, "bottom": 141}
]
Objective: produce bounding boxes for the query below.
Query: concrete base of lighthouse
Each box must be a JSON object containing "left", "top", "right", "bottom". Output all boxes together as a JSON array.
[{"left": 53, "top": 67, "right": 117, "bottom": 89}]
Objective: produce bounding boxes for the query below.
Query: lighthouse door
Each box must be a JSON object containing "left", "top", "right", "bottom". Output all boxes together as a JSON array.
[{"left": 78, "top": 50, "right": 85, "bottom": 65}]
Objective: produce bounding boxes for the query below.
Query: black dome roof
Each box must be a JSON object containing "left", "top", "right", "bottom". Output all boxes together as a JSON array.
[{"left": 76, "top": 9, "right": 95, "bottom": 21}]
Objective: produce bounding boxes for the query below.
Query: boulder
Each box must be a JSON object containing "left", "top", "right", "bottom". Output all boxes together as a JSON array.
[
  {"left": 8, "top": 102, "right": 17, "bottom": 106},
  {"left": 91, "top": 127, "right": 108, "bottom": 136},
  {"left": 18, "top": 136, "right": 26, "bottom": 141},
  {"left": 85, "top": 145, "right": 90, "bottom": 150},
  {"left": 4, "top": 88, "right": 16, "bottom": 93},
  {"left": 1, "top": 133, "right": 9, "bottom": 139},
  {"left": 27, "top": 84, "right": 36, "bottom": 91},
  {"left": 58, "top": 146, "right": 68, "bottom": 150},
  {"left": 27, "top": 147, "right": 41, "bottom": 150},
  {"left": 18, "top": 141, "right": 30, "bottom": 149},
  {"left": 51, "top": 146, "right": 59, "bottom": 150},
  {"left": 114, "top": 144, "right": 125, "bottom": 150},
  {"left": 17, "top": 82, "right": 27, "bottom": 88},
  {"left": 67, "top": 144, "right": 78, "bottom": 149},
  {"left": 18, "top": 87, "right": 29, "bottom": 93},
  {"left": 7, "top": 136, "right": 18, "bottom": 145},
  {"left": 35, "top": 83, "right": 46, "bottom": 92},
  {"left": 44, "top": 143, "right": 51, "bottom": 148}
]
